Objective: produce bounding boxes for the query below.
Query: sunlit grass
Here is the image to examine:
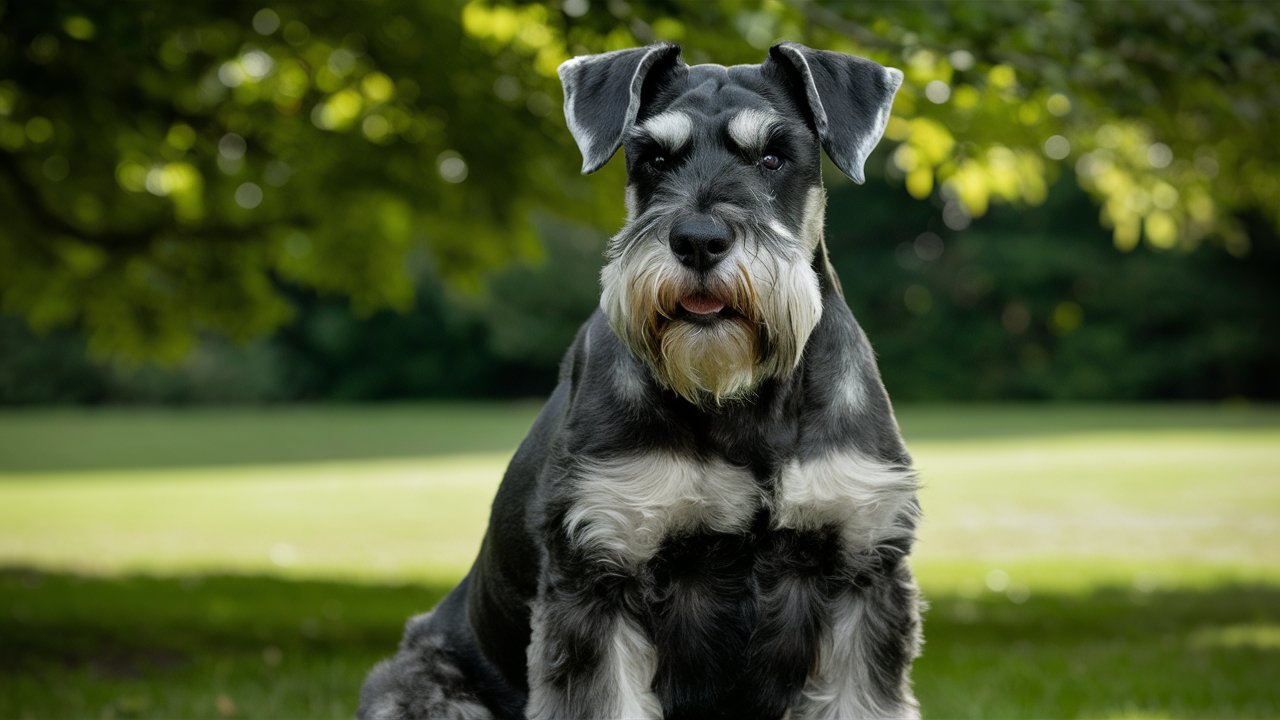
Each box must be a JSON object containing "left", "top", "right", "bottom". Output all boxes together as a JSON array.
[
  {"left": 1, "top": 403, "right": 1278, "bottom": 718},
  {"left": 2, "top": 405, "right": 1276, "bottom": 589},
  {"left": 0, "top": 455, "right": 505, "bottom": 583}
]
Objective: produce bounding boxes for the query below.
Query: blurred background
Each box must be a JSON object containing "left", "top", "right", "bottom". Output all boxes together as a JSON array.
[{"left": 1, "top": 1, "right": 1277, "bottom": 718}]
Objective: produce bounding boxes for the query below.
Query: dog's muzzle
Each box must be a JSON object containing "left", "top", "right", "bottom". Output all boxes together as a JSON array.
[{"left": 601, "top": 206, "right": 822, "bottom": 407}]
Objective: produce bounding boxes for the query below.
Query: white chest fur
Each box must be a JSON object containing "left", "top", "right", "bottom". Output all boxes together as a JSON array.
[
  {"left": 565, "top": 452, "right": 761, "bottom": 566},
  {"left": 564, "top": 447, "right": 916, "bottom": 566},
  {"left": 772, "top": 449, "right": 919, "bottom": 552}
]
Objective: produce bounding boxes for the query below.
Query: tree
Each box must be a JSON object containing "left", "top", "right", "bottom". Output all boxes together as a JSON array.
[{"left": 2, "top": 0, "right": 1277, "bottom": 360}]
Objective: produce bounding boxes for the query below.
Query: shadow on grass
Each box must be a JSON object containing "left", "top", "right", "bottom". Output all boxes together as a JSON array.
[
  {"left": 2, "top": 567, "right": 1278, "bottom": 719},
  {"left": 894, "top": 403, "right": 1280, "bottom": 443},
  {"left": 0, "top": 404, "right": 544, "bottom": 474},
  {"left": 915, "top": 580, "right": 1280, "bottom": 719},
  {"left": 0, "top": 568, "right": 453, "bottom": 719}
]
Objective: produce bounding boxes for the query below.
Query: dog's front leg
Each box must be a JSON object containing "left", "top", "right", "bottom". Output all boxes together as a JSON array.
[
  {"left": 526, "top": 549, "right": 661, "bottom": 720},
  {"left": 742, "top": 529, "right": 841, "bottom": 718},
  {"left": 794, "top": 564, "right": 923, "bottom": 720}
]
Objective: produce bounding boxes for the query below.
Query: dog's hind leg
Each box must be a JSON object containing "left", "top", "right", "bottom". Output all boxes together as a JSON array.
[{"left": 357, "top": 611, "right": 494, "bottom": 720}]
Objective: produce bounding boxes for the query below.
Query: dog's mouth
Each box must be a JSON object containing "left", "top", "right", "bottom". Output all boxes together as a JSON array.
[{"left": 676, "top": 294, "right": 736, "bottom": 323}]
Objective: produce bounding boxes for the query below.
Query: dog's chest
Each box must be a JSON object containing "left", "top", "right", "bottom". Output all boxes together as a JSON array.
[
  {"left": 564, "top": 452, "right": 761, "bottom": 565},
  {"left": 564, "top": 447, "right": 917, "bottom": 565}
]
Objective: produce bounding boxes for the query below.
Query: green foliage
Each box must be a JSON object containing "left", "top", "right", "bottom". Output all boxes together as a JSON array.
[
  {"left": 2, "top": 0, "right": 1277, "bottom": 363},
  {"left": 0, "top": 0, "right": 585, "bottom": 358},
  {"left": 800, "top": 0, "right": 1280, "bottom": 254},
  {"left": 828, "top": 178, "right": 1280, "bottom": 401}
]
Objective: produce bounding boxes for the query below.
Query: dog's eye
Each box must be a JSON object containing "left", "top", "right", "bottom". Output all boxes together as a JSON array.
[
  {"left": 648, "top": 155, "right": 669, "bottom": 171},
  {"left": 761, "top": 154, "right": 784, "bottom": 171}
]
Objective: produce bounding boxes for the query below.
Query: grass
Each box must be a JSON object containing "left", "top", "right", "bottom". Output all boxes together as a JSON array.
[{"left": 1, "top": 403, "right": 1278, "bottom": 718}]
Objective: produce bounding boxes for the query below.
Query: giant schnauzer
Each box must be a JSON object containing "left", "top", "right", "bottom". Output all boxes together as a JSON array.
[{"left": 359, "top": 42, "right": 922, "bottom": 720}]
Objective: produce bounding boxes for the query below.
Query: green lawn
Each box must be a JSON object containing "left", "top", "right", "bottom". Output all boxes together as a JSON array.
[{"left": 1, "top": 403, "right": 1278, "bottom": 718}]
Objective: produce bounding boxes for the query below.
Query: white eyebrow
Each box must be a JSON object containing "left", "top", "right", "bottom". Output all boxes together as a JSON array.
[
  {"left": 633, "top": 111, "right": 693, "bottom": 150},
  {"left": 727, "top": 109, "right": 783, "bottom": 152}
]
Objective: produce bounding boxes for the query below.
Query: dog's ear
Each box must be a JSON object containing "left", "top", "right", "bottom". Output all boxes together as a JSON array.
[
  {"left": 765, "top": 43, "right": 904, "bottom": 184},
  {"left": 558, "top": 44, "right": 686, "bottom": 174}
]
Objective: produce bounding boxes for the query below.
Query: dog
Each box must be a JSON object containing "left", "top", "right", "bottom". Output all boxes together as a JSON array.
[{"left": 358, "top": 42, "right": 921, "bottom": 720}]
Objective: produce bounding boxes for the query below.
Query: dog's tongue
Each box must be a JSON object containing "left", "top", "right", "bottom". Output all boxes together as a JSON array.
[{"left": 680, "top": 295, "right": 725, "bottom": 315}]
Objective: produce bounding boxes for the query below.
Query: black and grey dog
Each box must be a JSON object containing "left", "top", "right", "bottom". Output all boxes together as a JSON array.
[{"left": 359, "top": 42, "right": 922, "bottom": 720}]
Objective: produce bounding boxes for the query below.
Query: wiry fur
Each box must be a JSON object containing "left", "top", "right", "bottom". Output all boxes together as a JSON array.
[
  {"left": 636, "top": 111, "right": 695, "bottom": 151},
  {"left": 799, "top": 569, "right": 924, "bottom": 720},
  {"left": 359, "top": 613, "right": 495, "bottom": 720},
  {"left": 774, "top": 450, "right": 920, "bottom": 563},
  {"left": 599, "top": 199, "right": 823, "bottom": 406},
  {"left": 564, "top": 452, "right": 759, "bottom": 567},
  {"left": 359, "top": 42, "right": 919, "bottom": 720},
  {"left": 727, "top": 108, "right": 786, "bottom": 154}
]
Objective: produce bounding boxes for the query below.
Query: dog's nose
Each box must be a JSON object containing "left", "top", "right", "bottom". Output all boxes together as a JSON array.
[{"left": 670, "top": 219, "right": 733, "bottom": 272}]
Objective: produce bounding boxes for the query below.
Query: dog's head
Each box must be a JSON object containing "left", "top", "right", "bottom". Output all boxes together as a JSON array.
[{"left": 559, "top": 43, "right": 902, "bottom": 406}]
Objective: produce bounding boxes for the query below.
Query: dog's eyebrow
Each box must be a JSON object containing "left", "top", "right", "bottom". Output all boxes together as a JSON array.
[
  {"left": 727, "top": 109, "right": 785, "bottom": 153},
  {"left": 632, "top": 111, "right": 694, "bottom": 151}
]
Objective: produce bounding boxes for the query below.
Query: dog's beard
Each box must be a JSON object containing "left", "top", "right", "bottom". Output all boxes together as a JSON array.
[
  {"left": 600, "top": 208, "right": 823, "bottom": 407},
  {"left": 637, "top": 260, "right": 761, "bottom": 404}
]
